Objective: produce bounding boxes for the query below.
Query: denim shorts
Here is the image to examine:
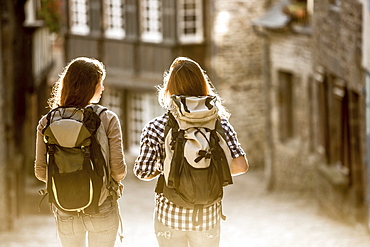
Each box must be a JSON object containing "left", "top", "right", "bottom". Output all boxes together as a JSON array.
[{"left": 54, "top": 198, "right": 119, "bottom": 247}]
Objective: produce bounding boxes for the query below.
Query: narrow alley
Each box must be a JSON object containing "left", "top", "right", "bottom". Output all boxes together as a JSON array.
[{"left": 0, "top": 168, "right": 369, "bottom": 247}]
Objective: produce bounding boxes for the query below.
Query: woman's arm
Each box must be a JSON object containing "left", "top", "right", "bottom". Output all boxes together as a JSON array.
[
  {"left": 133, "top": 116, "right": 166, "bottom": 181},
  {"left": 105, "top": 111, "right": 127, "bottom": 182},
  {"left": 34, "top": 117, "right": 48, "bottom": 183},
  {"left": 133, "top": 139, "right": 162, "bottom": 181},
  {"left": 141, "top": 169, "right": 161, "bottom": 180},
  {"left": 221, "top": 118, "right": 249, "bottom": 176}
]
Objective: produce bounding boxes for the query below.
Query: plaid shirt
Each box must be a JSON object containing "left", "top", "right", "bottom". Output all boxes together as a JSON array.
[{"left": 133, "top": 114, "right": 245, "bottom": 231}]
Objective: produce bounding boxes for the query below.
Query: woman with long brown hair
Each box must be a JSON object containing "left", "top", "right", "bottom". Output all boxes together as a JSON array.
[
  {"left": 134, "top": 57, "right": 248, "bottom": 247},
  {"left": 34, "top": 57, "right": 126, "bottom": 247}
]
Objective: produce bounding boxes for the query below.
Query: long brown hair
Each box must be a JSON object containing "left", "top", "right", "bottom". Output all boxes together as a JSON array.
[
  {"left": 48, "top": 57, "right": 106, "bottom": 109},
  {"left": 158, "top": 57, "right": 229, "bottom": 118}
]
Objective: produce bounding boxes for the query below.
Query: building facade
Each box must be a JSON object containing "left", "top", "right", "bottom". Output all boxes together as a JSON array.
[
  {"left": 211, "top": 0, "right": 266, "bottom": 171},
  {"left": 362, "top": 0, "right": 370, "bottom": 230},
  {"left": 0, "top": 0, "right": 54, "bottom": 231},
  {"left": 361, "top": 0, "right": 370, "bottom": 229},
  {"left": 251, "top": 0, "right": 370, "bottom": 228},
  {"left": 253, "top": 0, "right": 317, "bottom": 192},
  {"left": 63, "top": 0, "right": 214, "bottom": 156},
  {"left": 313, "top": 0, "right": 367, "bottom": 226},
  {"left": 60, "top": 0, "right": 370, "bottom": 230}
]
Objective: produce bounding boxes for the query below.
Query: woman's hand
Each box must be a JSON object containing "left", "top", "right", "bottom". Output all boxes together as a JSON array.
[
  {"left": 231, "top": 156, "right": 249, "bottom": 176},
  {"left": 143, "top": 169, "right": 161, "bottom": 180}
]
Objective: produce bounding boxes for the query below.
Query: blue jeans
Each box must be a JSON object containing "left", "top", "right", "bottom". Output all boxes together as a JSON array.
[
  {"left": 54, "top": 198, "right": 119, "bottom": 247},
  {"left": 154, "top": 217, "right": 220, "bottom": 247}
]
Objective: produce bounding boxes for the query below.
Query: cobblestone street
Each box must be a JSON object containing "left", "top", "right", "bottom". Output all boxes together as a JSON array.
[{"left": 1, "top": 169, "right": 370, "bottom": 247}]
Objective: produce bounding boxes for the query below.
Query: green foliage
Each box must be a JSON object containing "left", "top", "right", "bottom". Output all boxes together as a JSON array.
[{"left": 38, "top": 0, "right": 61, "bottom": 33}]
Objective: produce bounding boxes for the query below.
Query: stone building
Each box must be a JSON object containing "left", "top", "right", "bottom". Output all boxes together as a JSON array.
[
  {"left": 248, "top": 0, "right": 370, "bottom": 229},
  {"left": 48, "top": 0, "right": 370, "bottom": 230},
  {"left": 55, "top": 0, "right": 270, "bottom": 189},
  {"left": 362, "top": 0, "right": 370, "bottom": 230},
  {"left": 211, "top": 0, "right": 266, "bottom": 169},
  {"left": 312, "top": 0, "right": 368, "bottom": 226},
  {"left": 252, "top": 0, "right": 317, "bottom": 192},
  {"left": 0, "top": 0, "right": 54, "bottom": 231},
  {"left": 62, "top": 0, "right": 218, "bottom": 156},
  {"left": 61, "top": 0, "right": 267, "bottom": 169}
]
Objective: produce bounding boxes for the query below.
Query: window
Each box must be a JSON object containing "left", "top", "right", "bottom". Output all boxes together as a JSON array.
[
  {"left": 317, "top": 77, "right": 330, "bottom": 158},
  {"left": 308, "top": 77, "right": 315, "bottom": 152},
  {"left": 103, "top": 89, "right": 164, "bottom": 154},
  {"left": 283, "top": 0, "right": 311, "bottom": 26},
  {"left": 178, "top": 0, "right": 204, "bottom": 44},
  {"left": 307, "top": 0, "right": 314, "bottom": 15},
  {"left": 103, "top": 89, "right": 123, "bottom": 120},
  {"left": 366, "top": 73, "right": 370, "bottom": 169},
  {"left": 141, "top": 0, "right": 162, "bottom": 43},
  {"left": 331, "top": 79, "right": 349, "bottom": 174},
  {"left": 278, "top": 71, "right": 294, "bottom": 142},
  {"left": 317, "top": 75, "right": 351, "bottom": 176},
  {"left": 104, "top": 0, "right": 125, "bottom": 39},
  {"left": 128, "top": 92, "right": 164, "bottom": 154},
  {"left": 70, "top": 0, "right": 89, "bottom": 35},
  {"left": 346, "top": 91, "right": 361, "bottom": 180},
  {"left": 329, "top": 0, "right": 341, "bottom": 6},
  {"left": 24, "top": 0, "right": 43, "bottom": 26}
]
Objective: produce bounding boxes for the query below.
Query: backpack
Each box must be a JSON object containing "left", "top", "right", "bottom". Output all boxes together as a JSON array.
[
  {"left": 42, "top": 105, "right": 111, "bottom": 215},
  {"left": 155, "top": 95, "right": 233, "bottom": 226}
]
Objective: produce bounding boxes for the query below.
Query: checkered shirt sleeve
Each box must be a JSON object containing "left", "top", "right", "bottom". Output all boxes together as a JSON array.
[
  {"left": 134, "top": 114, "right": 246, "bottom": 231},
  {"left": 133, "top": 115, "right": 166, "bottom": 179},
  {"left": 220, "top": 118, "right": 246, "bottom": 159}
]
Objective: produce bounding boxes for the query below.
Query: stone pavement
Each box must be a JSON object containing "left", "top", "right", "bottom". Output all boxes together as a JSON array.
[{"left": 1, "top": 169, "right": 370, "bottom": 247}]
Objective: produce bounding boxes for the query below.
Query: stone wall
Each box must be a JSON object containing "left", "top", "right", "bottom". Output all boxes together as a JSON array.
[
  {"left": 212, "top": 0, "right": 266, "bottom": 168},
  {"left": 314, "top": 0, "right": 363, "bottom": 91},
  {"left": 269, "top": 33, "right": 318, "bottom": 192},
  {"left": 313, "top": 0, "right": 367, "bottom": 224},
  {"left": 0, "top": 13, "right": 7, "bottom": 230}
]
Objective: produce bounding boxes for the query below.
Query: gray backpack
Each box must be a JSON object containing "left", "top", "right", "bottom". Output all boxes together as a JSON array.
[
  {"left": 42, "top": 105, "right": 113, "bottom": 214},
  {"left": 156, "top": 95, "right": 233, "bottom": 225}
]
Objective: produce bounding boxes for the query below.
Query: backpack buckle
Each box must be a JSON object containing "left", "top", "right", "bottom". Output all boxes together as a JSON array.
[
  {"left": 47, "top": 144, "right": 56, "bottom": 155},
  {"left": 81, "top": 146, "right": 90, "bottom": 157}
]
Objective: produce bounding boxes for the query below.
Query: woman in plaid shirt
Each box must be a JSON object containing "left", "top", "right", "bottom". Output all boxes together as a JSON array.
[{"left": 134, "top": 57, "right": 249, "bottom": 247}]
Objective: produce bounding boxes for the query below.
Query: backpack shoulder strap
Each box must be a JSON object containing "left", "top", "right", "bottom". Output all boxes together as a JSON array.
[
  {"left": 155, "top": 111, "right": 180, "bottom": 193},
  {"left": 210, "top": 119, "right": 233, "bottom": 187},
  {"left": 83, "top": 105, "right": 106, "bottom": 134},
  {"left": 88, "top": 105, "right": 122, "bottom": 200},
  {"left": 42, "top": 107, "right": 60, "bottom": 134},
  {"left": 88, "top": 104, "right": 108, "bottom": 116},
  {"left": 215, "top": 117, "right": 227, "bottom": 141},
  {"left": 155, "top": 174, "right": 165, "bottom": 194},
  {"left": 164, "top": 111, "right": 178, "bottom": 136}
]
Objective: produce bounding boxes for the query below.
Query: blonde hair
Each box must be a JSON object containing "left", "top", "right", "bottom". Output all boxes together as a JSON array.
[
  {"left": 157, "top": 57, "right": 230, "bottom": 119},
  {"left": 48, "top": 57, "right": 106, "bottom": 109}
]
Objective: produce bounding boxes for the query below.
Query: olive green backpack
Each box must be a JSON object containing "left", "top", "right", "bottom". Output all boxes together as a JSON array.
[{"left": 42, "top": 105, "right": 110, "bottom": 215}]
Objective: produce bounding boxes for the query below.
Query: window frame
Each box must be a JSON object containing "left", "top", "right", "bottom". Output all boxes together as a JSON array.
[
  {"left": 24, "top": 0, "right": 44, "bottom": 26},
  {"left": 69, "top": 0, "right": 90, "bottom": 35},
  {"left": 177, "top": 0, "right": 204, "bottom": 44},
  {"left": 317, "top": 75, "right": 351, "bottom": 176},
  {"left": 140, "top": 0, "right": 163, "bottom": 43},
  {"left": 278, "top": 70, "right": 295, "bottom": 142},
  {"left": 329, "top": 0, "right": 341, "bottom": 7},
  {"left": 127, "top": 91, "right": 164, "bottom": 154},
  {"left": 330, "top": 78, "right": 349, "bottom": 172},
  {"left": 104, "top": 0, "right": 125, "bottom": 39}
]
